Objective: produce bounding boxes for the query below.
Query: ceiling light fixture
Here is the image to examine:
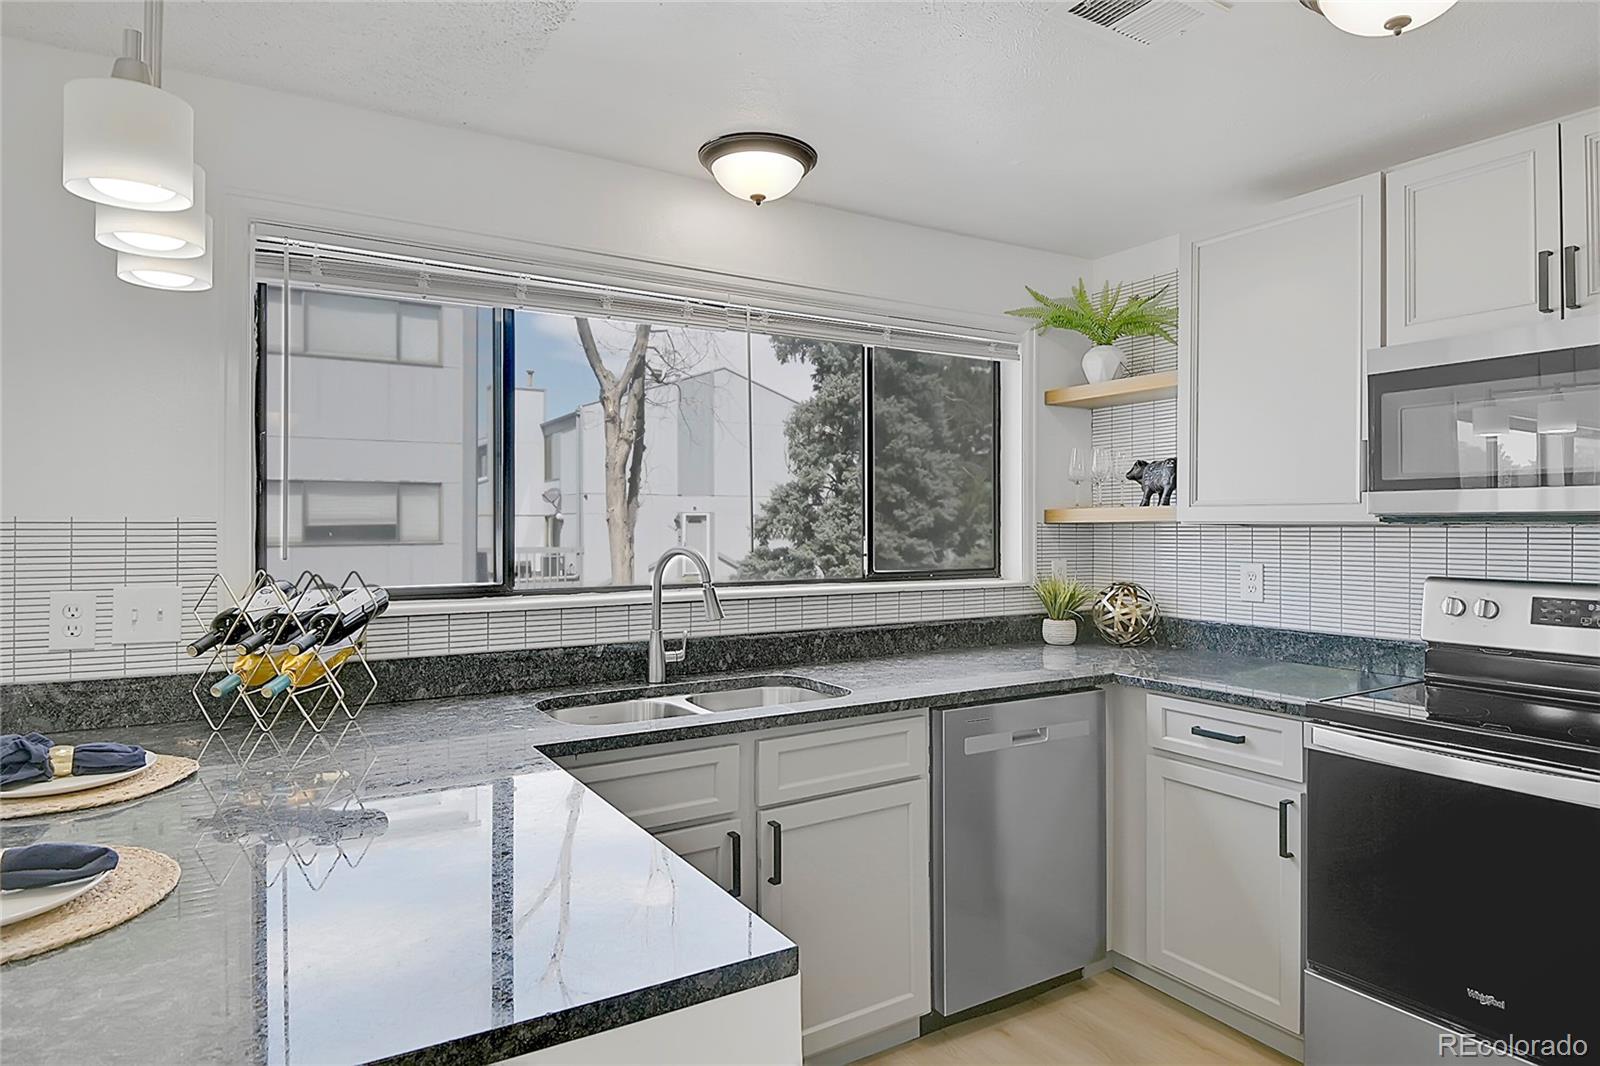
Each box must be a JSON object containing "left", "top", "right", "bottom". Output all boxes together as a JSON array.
[
  {"left": 118, "top": 215, "right": 213, "bottom": 291},
  {"left": 62, "top": 3, "right": 194, "bottom": 210},
  {"left": 1299, "top": 0, "right": 1458, "bottom": 37},
  {"left": 94, "top": 164, "right": 207, "bottom": 257},
  {"left": 697, "top": 133, "right": 817, "bottom": 206}
]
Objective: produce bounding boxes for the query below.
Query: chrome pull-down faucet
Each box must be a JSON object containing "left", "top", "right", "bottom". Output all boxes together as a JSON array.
[{"left": 648, "top": 547, "right": 724, "bottom": 684}]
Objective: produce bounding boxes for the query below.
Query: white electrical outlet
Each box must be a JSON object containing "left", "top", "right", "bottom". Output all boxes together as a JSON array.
[
  {"left": 112, "top": 585, "right": 182, "bottom": 645},
  {"left": 1239, "top": 562, "right": 1264, "bottom": 604},
  {"left": 48, "top": 591, "right": 98, "bottom": 650}
]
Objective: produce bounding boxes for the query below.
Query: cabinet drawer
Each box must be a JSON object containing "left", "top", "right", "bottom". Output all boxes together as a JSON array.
[
  {"left": 757, "top": 714, "right": 927, "bottom": 807},
  {"left": 566, "top": 745, "right": 740, "bottom": 830},
  {"left": 1146, "top": 696, "right": 1303, "bottom": 782}
]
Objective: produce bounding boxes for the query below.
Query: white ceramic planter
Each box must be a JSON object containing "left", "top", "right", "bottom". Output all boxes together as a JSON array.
[
  {"left": 1041, "top": 618, "right": 1079, "bottom": 646},
  {"left": 1081, "top": 344, "right": 1124, "bottom": 384}
]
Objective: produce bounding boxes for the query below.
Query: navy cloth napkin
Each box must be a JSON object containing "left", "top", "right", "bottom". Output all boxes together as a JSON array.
[
  {"left": 0, "top": 733, "right": 147, "bottom": 791},
  {"left": 0, "top": 843, "right": 120, "bottom": 890},
  {"left": 0, "top": 733, "right": 54, "bottom": 790}
]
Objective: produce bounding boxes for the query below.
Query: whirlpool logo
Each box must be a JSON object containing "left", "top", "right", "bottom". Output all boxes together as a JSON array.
[{"left": 1467, "top": 988, "right": 1507, "bottom": 1010}]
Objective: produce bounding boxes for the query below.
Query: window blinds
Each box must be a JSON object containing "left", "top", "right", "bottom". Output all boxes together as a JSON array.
[{"left": 252, "top": 228, "right": 1018, "bottom": 361}]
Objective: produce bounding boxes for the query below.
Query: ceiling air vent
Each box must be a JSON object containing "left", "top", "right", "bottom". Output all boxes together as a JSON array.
[{"left": 1063, "top": 0, "right": 1228, "bottom": 46}]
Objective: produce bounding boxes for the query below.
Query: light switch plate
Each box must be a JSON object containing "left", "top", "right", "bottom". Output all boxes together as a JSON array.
[
  {"left": 112, "top": 585, "right": 182, "bottom": 644},
  {"left": 48, "top": 591, "right": 98, "bottom": 650},
  {"left": 1239, "top": 562, "right": 1264, "bottom": 604}
]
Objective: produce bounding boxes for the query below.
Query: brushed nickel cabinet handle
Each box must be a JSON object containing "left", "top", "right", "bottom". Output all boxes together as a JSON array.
[{"left": 1538, "top": 249, "right": 1555, "bottom": 313}]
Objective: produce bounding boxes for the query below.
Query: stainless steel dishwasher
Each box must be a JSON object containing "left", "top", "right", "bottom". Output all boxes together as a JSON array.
[{"left": 932, "top": 690, "right": 1106, "bottom": 1016}]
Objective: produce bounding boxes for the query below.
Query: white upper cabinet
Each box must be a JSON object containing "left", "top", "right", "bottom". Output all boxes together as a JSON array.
[
  {"left": 1560, "top": 109, "right": 1600, "bottom": 320},
  {"left": 1386, "top": 123, "right": 1563, "bottom": 343},
  {"left": 1179, "top": 174, "right": 1381, "bottom": 524}
]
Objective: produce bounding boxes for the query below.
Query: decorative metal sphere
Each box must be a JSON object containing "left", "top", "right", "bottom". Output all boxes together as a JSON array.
[{"left": 1090, "top": 582, "right": 1160, "bottom": 646}]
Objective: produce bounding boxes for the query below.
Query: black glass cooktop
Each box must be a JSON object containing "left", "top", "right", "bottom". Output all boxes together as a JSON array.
[{"left": 1315, "top": 681, "right": 1600, "bottom": 772}]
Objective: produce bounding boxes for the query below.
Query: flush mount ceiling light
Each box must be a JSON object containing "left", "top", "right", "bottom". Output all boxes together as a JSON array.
[
  {"left": 1299, "top": 0, "right": 1458, "bottom": 36},
  {"left": 697, "top": 133, "right": 817, "bottom": 206},
  {"left": 118, "top": 215, "right": 213, "bottom": 291},
  {"left": 94, "top": 164, "right": 206, "bottom": 257},
  {"left": 62, "top": 3, "right": 193, "bottom": 210}
]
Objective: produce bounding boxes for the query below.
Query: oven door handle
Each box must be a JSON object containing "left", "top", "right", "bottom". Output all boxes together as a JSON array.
[{"left": 1308, "top": 726, "right": 1600, "bottom": 808}]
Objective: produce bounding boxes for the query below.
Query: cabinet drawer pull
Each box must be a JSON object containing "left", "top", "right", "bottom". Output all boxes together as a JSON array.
[
  {"left": 728, "top": 830, "right": 742, "bottom": 898},
  {"left": 1538, "top": 249, "right": 1556, "bottom": 313},
  {"left": 1279, "top": 798, "right": 1295, "bottom": 859},
  {"left": 767, "top": 820, "right": 783, "bottom": 886},
  {"left": 1565, "top": 245, "right": 1581, "bottom": 310},
  {"left": 1191, "top": 725, "right": 1247, "bottom": 745}
]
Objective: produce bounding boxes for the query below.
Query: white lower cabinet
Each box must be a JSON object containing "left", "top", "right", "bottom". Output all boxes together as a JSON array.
[
  {"left": 555, "top": 711, "right": 931, "bottom": 1060},
  {"left": 758, "top": 779, "right": 931, "bottom": 1057},
  {"left": 654, "top": 818, "right": 745, "bottom": 900},
  {"left": 1145, "top": 754, "right": 1303, "bottom": 1033}
]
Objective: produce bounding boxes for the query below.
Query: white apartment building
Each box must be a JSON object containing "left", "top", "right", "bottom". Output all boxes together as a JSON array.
[{"left": 535, "top": 365, "right": 798, "bottom": 588}]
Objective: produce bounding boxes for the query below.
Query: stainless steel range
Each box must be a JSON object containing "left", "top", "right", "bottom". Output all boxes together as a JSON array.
[{"left": 1305, "top": 577, "right": 1599, "bottom": 1066}]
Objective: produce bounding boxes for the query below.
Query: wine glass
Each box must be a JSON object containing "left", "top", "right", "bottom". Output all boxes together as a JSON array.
[
  {"left": 1067, "top": 448, "right": 1090, "bottom": 506},
  {"left": 1091, "top": 447, "right": 1116, "bottom": 504}
]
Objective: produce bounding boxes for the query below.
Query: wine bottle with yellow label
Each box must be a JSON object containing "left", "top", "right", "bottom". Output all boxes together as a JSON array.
[
  {"left": 209, "top": 649, "right": 292, "bottom": 697},
  {"left": 259, "top": 640, "right": 362, "bottom": 697}
]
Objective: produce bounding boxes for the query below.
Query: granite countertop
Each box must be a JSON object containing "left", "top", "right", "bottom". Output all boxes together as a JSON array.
[{"left": 0, "top": 641, "right": 1413, "bottom": 1065}]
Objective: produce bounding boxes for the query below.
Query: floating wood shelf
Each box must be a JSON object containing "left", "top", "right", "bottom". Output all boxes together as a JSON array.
[
  {"left": 1044, "top": 371, "right": 1178, "bottom": 409},
  {"left": 1042, "top": 506, "right": 1176, "bottom": 524}
]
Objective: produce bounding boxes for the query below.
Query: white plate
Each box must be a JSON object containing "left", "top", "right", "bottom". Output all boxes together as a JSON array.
[
  {"left": 0, "top": 751, "right": 155, "bottom": 800},
  {"left": 0, "top": 869, "right": 110, "bottom": 927}
]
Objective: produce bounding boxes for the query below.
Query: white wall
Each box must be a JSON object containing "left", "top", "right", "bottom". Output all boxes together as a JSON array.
[{"left": 1, "top": 36, "right": 1089, "bottom": 586}]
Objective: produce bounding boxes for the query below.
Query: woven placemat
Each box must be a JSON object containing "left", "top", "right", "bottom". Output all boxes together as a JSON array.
[
  {"left": 0, "top": 755, "right": 198, "bottom": 821},
  {"left": 0, "top": 846, "right": 180, "bottom": 964}
]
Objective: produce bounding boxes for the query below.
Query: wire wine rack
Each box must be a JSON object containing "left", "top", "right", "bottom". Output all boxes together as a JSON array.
[{"left": 189, "top": 569, "right": 383, "bottom": 734}]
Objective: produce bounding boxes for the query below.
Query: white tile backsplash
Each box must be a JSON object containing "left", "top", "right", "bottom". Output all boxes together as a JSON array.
[
  {"left": 1, "top": 516, "right": 1040, "bottom": 683},
  {"left": 1037, "top": 520, "right": 1598, "bottom": 641}
]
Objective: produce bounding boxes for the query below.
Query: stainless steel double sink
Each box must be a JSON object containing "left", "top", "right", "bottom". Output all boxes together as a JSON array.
[{"left": 535, "top": 675, "right": 849, "bottom": 727}]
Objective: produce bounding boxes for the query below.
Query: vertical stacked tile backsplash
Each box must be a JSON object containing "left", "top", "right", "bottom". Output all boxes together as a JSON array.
[
  {"left": 0, "top": 519, "right": 219, "bottom": 684},
  {"left": 0, "top": 516, "right": 1043, "bottom": 684},
  {"left": 1036, "top": 521, "right": 1599, "bottom": 641}
]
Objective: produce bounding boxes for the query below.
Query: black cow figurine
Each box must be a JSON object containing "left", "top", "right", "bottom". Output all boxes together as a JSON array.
[{"left": 1126, "top": 457, "right": 1177, "bottom": 506}]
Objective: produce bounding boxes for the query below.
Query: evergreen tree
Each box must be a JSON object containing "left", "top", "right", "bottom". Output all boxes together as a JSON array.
[{"left": 739, "top": 340, "right": 997, "bottom": 580}]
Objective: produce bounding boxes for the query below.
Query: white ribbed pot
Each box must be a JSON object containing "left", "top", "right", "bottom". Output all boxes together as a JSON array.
[
  {"left": 1041, "top": 618, "right": 1079, "bottom": 646},
  {"left": 1081, "top": 344, "right": 1124, "bottom": 384}
]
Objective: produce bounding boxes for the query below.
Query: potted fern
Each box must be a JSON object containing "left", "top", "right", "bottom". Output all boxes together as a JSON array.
[
  {"left": 1032, "top": 576, "right": 1094, "bottom": 646},
  {"left": 1007, "top": 279, "right": 1178, "bottom": 384}
]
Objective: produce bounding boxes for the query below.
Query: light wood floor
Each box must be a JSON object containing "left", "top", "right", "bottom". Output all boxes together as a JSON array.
[{"left": 861, "top": 971, "right": 1296, "bottom": 1066}]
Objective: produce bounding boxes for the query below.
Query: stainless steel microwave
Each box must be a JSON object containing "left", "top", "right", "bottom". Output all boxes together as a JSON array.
[{"left": 1367, "top": 318, "right": 1600, "bottom": 517}]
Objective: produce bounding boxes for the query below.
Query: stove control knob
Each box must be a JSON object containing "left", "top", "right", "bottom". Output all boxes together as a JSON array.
[
  {"left": 1441, "top": 597, "right": 1467, "bottom": 617},
  {"left": 1473, "top": 598, "right": 1500, "bottom": 620}
]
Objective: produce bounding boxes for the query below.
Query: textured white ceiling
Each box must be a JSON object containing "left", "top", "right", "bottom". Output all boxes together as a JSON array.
[{"left": 6, "top": 1, "right": 1598, "bottom": 258}]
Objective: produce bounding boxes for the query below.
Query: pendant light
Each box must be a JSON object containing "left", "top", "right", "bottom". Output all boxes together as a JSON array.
[
  {"left": 94, "top": 164, "right": 206, "bottom": 257},
  {"left": 697, "top": 133, "right": 817, "bottom": 206},
  {"left": 1536, "top": 398, "right": 1579, "bottom": 436},
  {"left": 1299, "top": 0, "right": 1458, "bottom": 37},
  {"left": 118, "top": 215, "right": 213, "bottom": 291},
  {"left": 62, "top": 3, "right": 193, "bottom": 210}
]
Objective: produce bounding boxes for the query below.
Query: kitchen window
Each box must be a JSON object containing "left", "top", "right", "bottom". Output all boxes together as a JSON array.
[{"left": 254, "top": 232, "right": 1009, "bottom": 597}]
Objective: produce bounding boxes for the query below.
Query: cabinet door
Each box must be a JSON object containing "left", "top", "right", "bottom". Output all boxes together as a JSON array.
[
  {"left": 561, "top": 745, "right": 740, "bottom": 831},
  {"left": 1560, "top": 109, "right": 1600, "bottom": 320},
  {"left": 654, "top": 818, "right": 747, "bottom": 903},
  {"left": 1145, "top": 756, "right": 1302, "bottom": 1033},
  {"left": 1386, "top": 123, "right": 1563, "bottom": 343},
  {"left": 758, "top": 780, "right": 929, "bottom": 1057},
  {"left": 1179, "top": 174, "right": 1379, "bottom": 523}
]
